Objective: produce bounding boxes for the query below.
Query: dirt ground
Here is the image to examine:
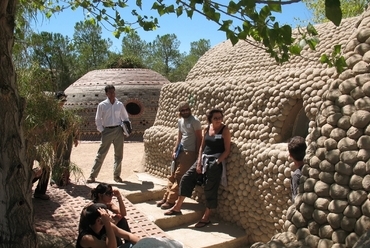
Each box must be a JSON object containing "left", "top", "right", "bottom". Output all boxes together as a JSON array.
[{"left": 70, "top": 141, "right": 145, "bottom": 183}]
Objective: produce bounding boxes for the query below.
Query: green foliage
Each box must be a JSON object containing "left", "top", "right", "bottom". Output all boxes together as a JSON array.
[
  {"left": 325, "top": 0, "right": 342, "bottom": 26},
  {"left": 121, "top": 30, "right": 149, "bottom": 65},
  {"left": 17, "top": 64, "right": 80, "bottom": 171},
  {"left": 303, "top": 0, "right": 368, "bottom": 23},
  {"left": 146, "top": 34, "right": 182, "bottom": 81},
  {"left": 73, "top": 21, "right": 112, "bottom": 76},
  {"left": 27, "top": 0, "right": 357, "bottom": 71},
  {"left": 29, "top": 31, "right": 77, "bottom": 90},
  {"left": 107, "top": 54, "right": 145, "bottom": 68},
  {"left": 320, "top": 44, "right": 347, "bottom": 73},
  {"left": 170, "top": 39, "right": 211, "bottom": 81}
]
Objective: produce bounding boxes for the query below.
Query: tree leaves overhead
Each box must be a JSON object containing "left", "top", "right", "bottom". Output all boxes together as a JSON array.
[
  {"left": 325, "top": 0, "right": 342, "bottom": 26},
  {"left": 150, "top": 0, "right": 344, "bottom": 64},
  {"left": 303, "top": 0, "right": 367, "bottom": 24},
  {"left": 29, "top": 0, "right": 351, "bottom": 69}
]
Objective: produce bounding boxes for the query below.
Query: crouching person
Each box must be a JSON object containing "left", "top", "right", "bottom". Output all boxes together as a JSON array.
[{"left": 77, "top": 203, "right": 139, "bottom": 248}]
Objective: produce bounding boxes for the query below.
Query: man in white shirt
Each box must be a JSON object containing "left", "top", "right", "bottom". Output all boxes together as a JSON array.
[{"left": 87, "top": 85, "right": 130, "bottom": 183}]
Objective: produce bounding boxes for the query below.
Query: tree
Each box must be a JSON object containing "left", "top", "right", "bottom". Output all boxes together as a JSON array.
[
  {"left": 304, "top": 0, "right": 369, "bottom": 23},
  {"left": 171, "top": 39, "right": 211, "bottom": 82},
  {"left": 121, "top": 30, "right": 149, "bottom": 63},
  {"left": 73, "top": 20, "right": 112, "bottom": 76},
  {"left": 189, "top": 39, "right": 211, "bottom": 58},
  {"left": 29, "top": 31, "right": 77, "bottom": 90},
  {"left": 1, "top": 0, "right": 351, "bottom": 247},
  {"left": 147, "top": 34, "right": 182, "bottom": 81}
]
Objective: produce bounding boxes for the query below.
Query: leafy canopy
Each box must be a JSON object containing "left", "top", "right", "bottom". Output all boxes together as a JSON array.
[
  {"left": 28, "top": 0, "right": 345, "bottom": 67},
  {"left": 304, "top": 0, "right": 368, "bottom": 23}
]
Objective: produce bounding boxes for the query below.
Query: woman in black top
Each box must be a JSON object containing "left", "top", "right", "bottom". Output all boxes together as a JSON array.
[
  {"left": 164, "top": 109, "right": 231, "bottom": 228},
  {"left": 77, "top": 203, "right": 139, "bottom": 248},
  {"left": 76, "top": 203, "right": 117, "bottom": 248},
  {"left": 90, "top": 184, "right": 131, "bottom": 238}
]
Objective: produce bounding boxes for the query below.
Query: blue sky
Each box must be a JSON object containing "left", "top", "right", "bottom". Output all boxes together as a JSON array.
[{"left": 32, "top": 1, "right": 313, "bottom": 54}]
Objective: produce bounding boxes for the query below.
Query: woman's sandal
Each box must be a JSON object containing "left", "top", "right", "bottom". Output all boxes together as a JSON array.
[{"left": 194, "top": 220, "right": 211, "bottom": 228}]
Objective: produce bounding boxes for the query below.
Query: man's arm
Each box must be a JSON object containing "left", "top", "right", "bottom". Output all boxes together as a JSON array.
[
  {"left": 112, "top": 224, "right": 140, "bottom": 244},
  {"left": 95, "top": 104, "right": 104, "bottom": 133},
  {"left": 120, "top": 103, "right": 130, "bottom": 121},
  {"left": 195, "top": 129, "right": 202, "bottom": 155},
  {"left": 173, "top": 130, "right": 182, "bottom": 160}
]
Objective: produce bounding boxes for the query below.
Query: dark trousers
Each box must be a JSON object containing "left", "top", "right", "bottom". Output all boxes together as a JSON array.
[
  {"left": 33, "top": 167, "right": 50, "bottom": 195},
  {"left": 179, "top": 158, "right": 222, "bottom": 209},
  {"left": 116, "top": 217, "right": 131, "bottom": 245},
  {"left": 52, "top": 135, "right": 73, "bottom": 186}
]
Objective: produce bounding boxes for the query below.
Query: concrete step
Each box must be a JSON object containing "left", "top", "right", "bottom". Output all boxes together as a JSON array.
[
  {"left": 134, "top": 198, "right": 204, "bottom": 229},
  {"left": 124, "top": 172, "right": 249, "bottom": 248},
  {"left": 165, "top": 221, "right": 249, "bottom": 248}
]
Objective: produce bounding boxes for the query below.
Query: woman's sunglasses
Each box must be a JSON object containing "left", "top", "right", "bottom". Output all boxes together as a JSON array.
[{"left": 104, "top": 191, "right": 113, "bottom": 196}]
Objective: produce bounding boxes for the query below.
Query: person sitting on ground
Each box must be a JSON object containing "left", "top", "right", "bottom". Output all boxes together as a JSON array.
[
  {"left": 164, "top": 108, "right": 231, "bottom": 228},
  {"left": 288, "top": 136, "right": 307, "bottom": 202},
  {"left": 77, "top": 203, "right": 139, "bottom": 248},
  {"left": 90, "top": 183, "right": 133, "bottom": 246}
]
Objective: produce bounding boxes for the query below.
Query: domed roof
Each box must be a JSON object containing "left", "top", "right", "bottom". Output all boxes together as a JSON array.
[
  {"left": 71, "top": 68, "right": 169, "bottom": 87},
  {"left": 186, "top": 16, "right": 358, "bottom": 83}
]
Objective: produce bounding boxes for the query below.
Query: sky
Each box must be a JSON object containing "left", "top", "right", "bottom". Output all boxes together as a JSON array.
[{"left": 32, "top": 1, "right": 313, "bottom": 54}]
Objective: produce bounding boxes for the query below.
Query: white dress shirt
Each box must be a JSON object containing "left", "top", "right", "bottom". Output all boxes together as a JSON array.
[{"left": 95, "top": 98, "right": 129, "bottom": 132}]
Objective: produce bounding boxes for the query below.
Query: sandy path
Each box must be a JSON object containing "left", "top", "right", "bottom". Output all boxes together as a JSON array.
[{"left": 70, "top": 141, "right": 145, "bottom": 182}]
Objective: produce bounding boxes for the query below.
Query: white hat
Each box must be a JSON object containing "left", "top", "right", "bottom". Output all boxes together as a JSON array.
[{"left": 132, "top": 237, "right": 183, "bottom": 248}]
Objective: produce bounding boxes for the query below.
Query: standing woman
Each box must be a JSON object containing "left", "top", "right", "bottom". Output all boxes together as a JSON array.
[
  {"left": 91, "top": 183, "right": 132, "bottom": 244},
  {"left": 165, "top": 109, "right": 231, "bottom": 228}
]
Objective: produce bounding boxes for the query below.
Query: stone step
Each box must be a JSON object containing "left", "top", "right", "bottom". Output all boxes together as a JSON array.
[
  {"left": 123, "top": 172, "right": 250, "bottom": 248},
  {"left": 165, "top": 221, "right": 249, "bottom": 248},
  {"left": 135, "top": 199, "right": 204, "bottom": 229}
]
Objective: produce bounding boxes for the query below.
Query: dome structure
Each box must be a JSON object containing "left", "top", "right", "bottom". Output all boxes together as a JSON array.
[
  {"left": 144, "top": 9, "right": 370, "bottom": 247},
  {"left": 65, "top": 68, "right": 169, "bottom": 141}
]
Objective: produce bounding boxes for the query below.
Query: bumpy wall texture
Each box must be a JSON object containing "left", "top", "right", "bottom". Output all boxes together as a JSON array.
[
  {"left": 65, "top": 68, "right": 169, "bottom": 141},
  {"left": 144, "top": 11, "right": 370, "bottom": 247}
]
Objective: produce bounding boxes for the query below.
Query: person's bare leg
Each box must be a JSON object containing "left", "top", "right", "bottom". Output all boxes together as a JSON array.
[
  {"left": 170, "top": 196, "right": 186, "bottom": 211},
  {"left": 200, "top": 207, "right": 210, "bottom": 221}
]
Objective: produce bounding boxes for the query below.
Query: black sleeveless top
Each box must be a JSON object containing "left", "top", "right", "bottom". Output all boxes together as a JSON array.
[
  {"left": 76, "top": 227, "right": 106, "bottom": 248},
  {"left": 203, "top": 125, "right": 225, "bottom": 155}
]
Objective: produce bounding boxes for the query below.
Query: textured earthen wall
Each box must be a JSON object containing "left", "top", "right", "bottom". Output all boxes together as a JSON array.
[{"left": 144, "top": 10, "right": 370, "bottom": 247}]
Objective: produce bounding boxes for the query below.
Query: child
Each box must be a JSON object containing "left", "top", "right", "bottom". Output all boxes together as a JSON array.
[{"left": 288, "top": 136, "right": 307, "bottom": 202}]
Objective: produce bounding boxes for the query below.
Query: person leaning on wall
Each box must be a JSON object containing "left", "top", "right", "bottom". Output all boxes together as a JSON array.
[
  {"left": 164, "top": 108, "right": 231, "bottom": 228},
  {"left": 156, "top": 101, "right": 202, "bottom": 210}
]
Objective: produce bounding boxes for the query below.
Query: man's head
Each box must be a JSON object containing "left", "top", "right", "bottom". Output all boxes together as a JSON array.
[
  {"left": 104, "top": 85, "right": 115, "bottom": 93},
  {"left": 55, "top": 91, "right": 67, "bottom": 102},
  {"left": 288, "top": 136, "right": 307, "bottom": 162},
  {"left": 105, "top": 85, "right": 116, "bottom": 102},
  {"left": 178, "top": 101, "right": 191, "bottom": 118}
]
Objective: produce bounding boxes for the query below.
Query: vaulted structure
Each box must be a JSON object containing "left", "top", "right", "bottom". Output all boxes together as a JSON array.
[
  {"left": 144, "top": 10, "right": 370, "bottom": 247},
  {"left": 65, "top": 68, "right": 169, "bottom": 141}
]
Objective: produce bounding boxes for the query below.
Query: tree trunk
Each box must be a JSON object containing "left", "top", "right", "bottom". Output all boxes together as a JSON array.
[{"left": 0, "top": 0, "right": 37, "bottom": 247}]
